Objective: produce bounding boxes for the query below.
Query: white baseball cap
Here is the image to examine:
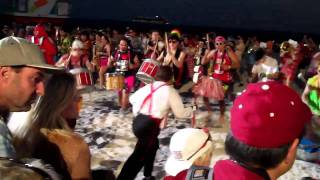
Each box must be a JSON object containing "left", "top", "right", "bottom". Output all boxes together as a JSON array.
[
  {"left": 165, "top": 128, "right": 213, "bottom": 176},
  {"left": 0, "top": 36, "right": 63, "bottom": 71},
  {"left": 71, "top": 40, "right": 84, "bottom": 49}
]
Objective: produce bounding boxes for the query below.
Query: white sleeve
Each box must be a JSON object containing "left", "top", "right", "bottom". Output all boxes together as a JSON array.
[
  {"left": 168, "top": 87, "right": 193, "bottom": 119},
  {"left": 129, "top": 88, "right": 142, "bottom": 105}
]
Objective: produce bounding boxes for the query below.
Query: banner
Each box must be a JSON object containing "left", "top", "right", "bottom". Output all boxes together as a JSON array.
[{"left": 9, "top": 0, "right": 70, "bottom": 18}]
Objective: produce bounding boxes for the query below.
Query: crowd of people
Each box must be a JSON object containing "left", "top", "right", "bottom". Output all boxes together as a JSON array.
[{"left": 0, "top": 22, "right": 320, "bottom": 179}]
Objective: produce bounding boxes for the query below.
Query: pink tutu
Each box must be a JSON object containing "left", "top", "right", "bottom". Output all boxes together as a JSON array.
[
  {"left": 193, "top": 76, "right": 225, "bottom": 100},
  {"left": 100, "top": 56, "right": 108, "bottom": 67}
]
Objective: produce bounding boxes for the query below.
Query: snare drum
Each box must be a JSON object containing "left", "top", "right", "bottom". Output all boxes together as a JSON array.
[
  {"left": 116, "top": 60, "right": 129, "bottom": 72},
  {"left": 69, "top": 68, "right": 93, "bottom": 89},
  {"left": 136, "top": 59, "right": 160, "bottom": 84},
  {"left": 105, "top": 72, "right": 125, "bottom": 90}
]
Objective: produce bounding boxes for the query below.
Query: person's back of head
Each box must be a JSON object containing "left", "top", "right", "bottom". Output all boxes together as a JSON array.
[
  {"left": 165, "top": 128, "right": 214, "bottom": 177},
  {"left": 214, "top": 81, "right": 312, "bottom": 179},
  {"left": 155, "top": 66, "right": 173, "bottom": 82}
]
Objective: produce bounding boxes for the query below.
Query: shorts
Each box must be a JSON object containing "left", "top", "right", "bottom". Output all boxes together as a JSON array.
[{"left": 118, "top": 75, "right": 135, "bottom": 93}]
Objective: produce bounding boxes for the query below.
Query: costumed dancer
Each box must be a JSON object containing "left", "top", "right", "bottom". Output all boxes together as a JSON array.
[
  {"left": 306, "top": 50, "right": 320, "bottom": 79},
  {"left": 148, "top": 30, "right": 165, "bottom": 54},
  {"left": 55, "top": 40, "right": 93, "bottom": 71},
  {"left": 109, "top": 38, "right": 140, "bottom": 113},
  {"left": 96, "top": 32, "right": 111, "bottom": 89},
  {"left": 157, "top": 30, "right": 188, "bottom": 89},
  {"left": 143, "top": 40, "right": 159, "bottom": 60},
  {"left": 300, "top": 64, "right": 320, "bottom": 163},
  {"left": 193, "top": 36, "right": 239, "bottom": 127},
  {"left": 27, "top": 24, "right": 57, "bottom": 65},
  {"left": 302, "top": 64, "right": 320, "bottom": 116},
  {"left": 280, "top": 39, "right": 303, "bottom": 87},
  {"left": 117, "top": 66, "right": 193, "bottom": 180}
]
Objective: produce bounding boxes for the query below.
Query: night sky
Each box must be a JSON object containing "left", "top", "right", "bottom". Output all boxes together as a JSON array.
[
  {"left": 0, "top": 0, "right": 319, "bottom": 37},
  {"left": 70, "top": 0, "right": 320, "bottom": 34}
]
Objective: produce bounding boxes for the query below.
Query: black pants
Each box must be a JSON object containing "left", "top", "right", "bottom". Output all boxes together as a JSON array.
[{"left": 117, "top": 114, "right": 160, "bottom": 180}]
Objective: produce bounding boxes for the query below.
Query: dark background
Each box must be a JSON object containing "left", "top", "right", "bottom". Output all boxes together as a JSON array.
[{"left": 1, "top": 0, "right": 320, "bottom": 40}]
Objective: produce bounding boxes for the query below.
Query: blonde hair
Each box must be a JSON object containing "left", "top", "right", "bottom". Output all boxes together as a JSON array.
[{"left": 13, "top": 72, "right": 76, "bottom": 157}]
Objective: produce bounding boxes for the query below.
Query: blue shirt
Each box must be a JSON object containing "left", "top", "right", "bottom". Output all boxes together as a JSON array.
[{"left": 0, "top": 116, "right": 16, "bottom": 158}]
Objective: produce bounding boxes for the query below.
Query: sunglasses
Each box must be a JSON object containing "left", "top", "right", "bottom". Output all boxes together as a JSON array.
[
  {"left": 215, "top": 42, "right": 224, "bottom": 46},
  {"left": 169, "top": 40, "right": 178, "bottom": 44}
]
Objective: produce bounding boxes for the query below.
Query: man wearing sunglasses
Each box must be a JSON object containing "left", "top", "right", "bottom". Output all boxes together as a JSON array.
[
  {"left": 200, "top": 36, "right": 239, "bottom": 127},
  {"left": 157, "top": 33, "right": 188, "bottom": 89}
]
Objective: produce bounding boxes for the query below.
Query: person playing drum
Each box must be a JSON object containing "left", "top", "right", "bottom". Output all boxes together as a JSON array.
[
  {"left": 148, "top": 30, "right": 165, "bottom": 54},
  {"left": 93, "top": 31, "right": 112, "bottom": 89},
  {"left": 195, "top": 36, "right": 239, "bottom": 127},
  {"left": 144, "top": 40, "right": 159, "bottom": 60},
  {"left": 55, "top": 39, "right": 94, "bottom": 71},
  {"left": 109, "top": 38, "right": 140, "bottom": 114},
  {"left": 157, "top": 32, "right": 189, "bottom": 89}
]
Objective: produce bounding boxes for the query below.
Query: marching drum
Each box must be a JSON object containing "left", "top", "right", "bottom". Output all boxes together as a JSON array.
[
  {"left": 116, "top": 60, "right": 129, "bottom": 72},
  {"left": 105, "top": 72, "right": 125, "bottom": 90},
  {"left": 136, "top": 59, "right": 160, "bottom": 84},
  {"left": 69, "top": 68, "right": 93, "bottom": 89}
]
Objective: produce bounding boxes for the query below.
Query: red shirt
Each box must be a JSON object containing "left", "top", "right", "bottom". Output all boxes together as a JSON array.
[{"left": 212, "top": 50, "right": 232, "bottom": 83}]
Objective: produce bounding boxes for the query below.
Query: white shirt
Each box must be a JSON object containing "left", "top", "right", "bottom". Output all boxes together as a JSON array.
[
  {"left": 130, "top": 81, "right": 193, "bottom": 119},
  {"left": 252, "top": 55, "right": 278, "bottom": 75}
]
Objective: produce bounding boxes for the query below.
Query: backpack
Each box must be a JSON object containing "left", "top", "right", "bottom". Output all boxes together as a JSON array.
[{"left": 185, "top": 165, "right": 214, "bottom": 180}]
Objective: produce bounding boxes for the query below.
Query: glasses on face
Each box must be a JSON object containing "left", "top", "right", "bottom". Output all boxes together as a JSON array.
[
  {"left": 169, "top": 40, "right": 178, "bottom": 44},
  {"left": 215, "top": 42, "right": 224, "bottom": 46}
]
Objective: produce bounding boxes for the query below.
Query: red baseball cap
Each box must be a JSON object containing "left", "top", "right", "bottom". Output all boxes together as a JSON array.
[{"left": 231, "top": 81, "right": 311, "bottom": 148}]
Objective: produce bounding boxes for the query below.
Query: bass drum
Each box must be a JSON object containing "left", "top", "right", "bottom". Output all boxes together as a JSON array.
[{"left": 0, "top": 157, "right": 56, "bottom": 180}]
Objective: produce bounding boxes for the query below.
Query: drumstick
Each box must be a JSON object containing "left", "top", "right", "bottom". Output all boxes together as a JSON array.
[
  {"left": 191, "top": 96, "right": 197, "bottom": 128},
  {"left": 152, "top": 40, "right": 158, "bottom": 59},
  {"left": 206, "top": 33, "right": 214, "bottom": 76},
  {"left": 164, "top": 32, "right": 172, "bottom": 65},
  {"left": 165, "top": 32, "right": 169, "bottom": 53},
  {"left": 65, "top": 54, "right": 72, "bottom": 69},
  {"left": 206, "top": 33, "right": 210, "bottom": 50}
]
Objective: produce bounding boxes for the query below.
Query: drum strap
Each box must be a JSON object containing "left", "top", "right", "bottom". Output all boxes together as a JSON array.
[
  {"left": 139, "top": 83, "right": 167, "bottom": 115},
  {"left": 210, "top": 50, "right": 226, "bottom": 75}
]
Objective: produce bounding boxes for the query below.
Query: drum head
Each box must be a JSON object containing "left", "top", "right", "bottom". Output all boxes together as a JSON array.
[
  {"left": 0, "top": 158, "right": 51, "bottom": 180},
  {"left": 136, "top": 73, "right": 154, "bottom": 84},
  {"left": 143, "top": 58, "right": 161, "bottom": 66}
]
